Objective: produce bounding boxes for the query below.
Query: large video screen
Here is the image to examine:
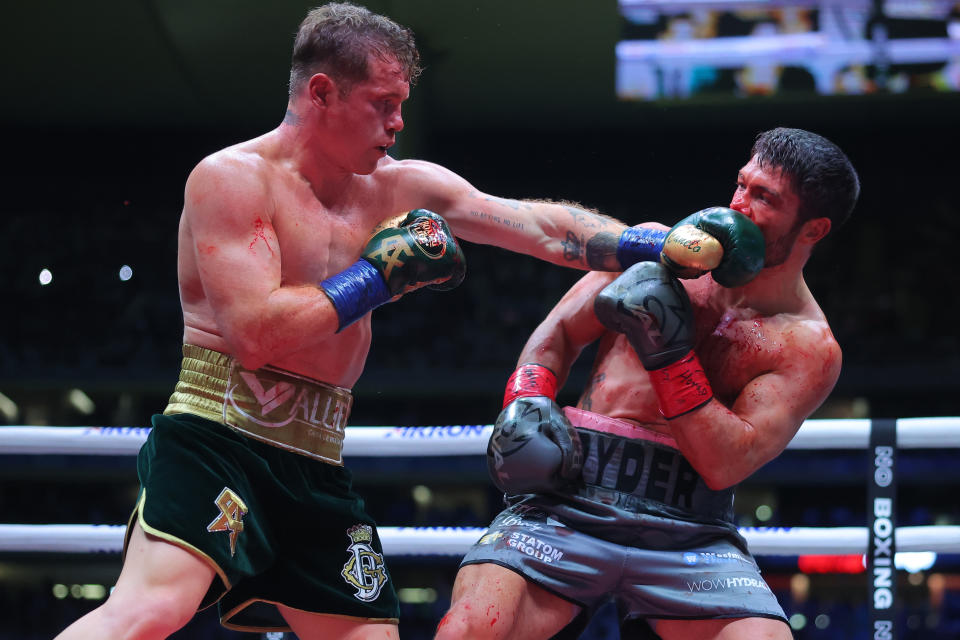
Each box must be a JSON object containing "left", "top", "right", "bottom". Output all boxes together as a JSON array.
[{"left": 616, "top": 0, "right": 960, "bottom": 101}]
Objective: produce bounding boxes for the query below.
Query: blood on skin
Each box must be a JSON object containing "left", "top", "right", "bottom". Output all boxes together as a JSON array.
[
  {"left": 249, "top": 217, "right": 275, "bottom": 255},
  {"left": 435, "top": 612, "right": 453, "bottom": 633},
  {"left": 486, "top": 604, "right": 499, "bottom": 626},
  {"left": 197, "top": 243, "right": 217, "bottom": 255}
]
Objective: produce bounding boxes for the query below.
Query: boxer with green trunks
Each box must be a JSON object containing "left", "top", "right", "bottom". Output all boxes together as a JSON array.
[
  {"left": 130, "top": 209, "right": 466, "bottom": 632},
  {"left": 133, "top": 345, "right": 393, "bottom": 630},
  {"left": 437, "top": 128, "right": 860, "bottom": 640}
]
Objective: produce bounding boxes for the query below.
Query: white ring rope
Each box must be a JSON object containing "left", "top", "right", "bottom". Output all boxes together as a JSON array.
[
  {"left": 1, "top": 524, "right": 958, "bottom": 556},
  {"left": 0, "top": 417, "right": 957, "bottom": 457},
  {"left": 2, "top": 419, "right": 956, "bottom": 558}
]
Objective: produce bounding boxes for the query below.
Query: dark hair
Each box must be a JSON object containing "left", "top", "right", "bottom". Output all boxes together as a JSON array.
[
  {"left": 288, "top": 3, "right": 421, "bottom": 97},
  {"left": 751, "top": 127, "right": 860, "bottom": 230}
]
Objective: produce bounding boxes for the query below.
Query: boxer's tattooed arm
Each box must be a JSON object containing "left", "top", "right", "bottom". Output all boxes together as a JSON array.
[
  {"left": 467, "top": 192, "right": 528, "bottom": 230},
  {"left": 473, "top": 193, "right": 534, "bottom": 212},
  {"left": 564, "top": 206, "right": 608, "bottom": 230},
  {"left": 466, "top": 194, "right": 623, "bottom": 269},
  {"left": 564, "top": 206, "right": 622, "bottom": 271},
  {"left": 468, "top": 209, "right": 525, "bottom": 231},
  {"left": 562, "top": 231, "right": 585, "bottom": 263},
  {"left": 585, "top": 232, "right": 620, "bottom": 271}
]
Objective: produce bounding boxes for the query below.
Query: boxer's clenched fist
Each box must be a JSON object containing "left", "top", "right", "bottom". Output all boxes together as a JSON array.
[{"left": 320, "top": 209, "right": 466, "bottom": 330}]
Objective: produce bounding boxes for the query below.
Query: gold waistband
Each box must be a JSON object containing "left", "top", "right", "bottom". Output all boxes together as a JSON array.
[{"left": 164, "top": 344, "right": 353, "bottom": 465}]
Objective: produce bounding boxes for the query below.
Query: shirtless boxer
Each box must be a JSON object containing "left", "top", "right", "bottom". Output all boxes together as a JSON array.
[
  {"left": 53, "top": 4, "right": 762, "bottom": 640},
  {"left": 438, "top": 127, "right": 859, "bottom": 640}
]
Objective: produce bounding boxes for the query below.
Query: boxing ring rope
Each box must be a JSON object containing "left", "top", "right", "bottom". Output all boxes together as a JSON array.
[
  {"left": 2, "top": 417, "right": 959, "bottom": 556},
  {"left": 1, "top": 523, "right": 958, "bottom": 556},
  {"left": 0, "top": 416, "right": 956, "bottom": 456}
]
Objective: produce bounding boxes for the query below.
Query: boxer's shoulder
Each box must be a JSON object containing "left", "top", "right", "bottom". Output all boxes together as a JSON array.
[{"left": 697, "top": 300, "right": 840, "bottom": 399}]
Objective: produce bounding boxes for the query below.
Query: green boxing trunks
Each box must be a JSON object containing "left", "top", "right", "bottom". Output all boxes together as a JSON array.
[{"left": 128, "top": 345, "right": 399, "bottom": 632}]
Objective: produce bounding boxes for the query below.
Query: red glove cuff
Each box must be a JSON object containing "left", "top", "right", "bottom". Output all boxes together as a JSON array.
[
  {"left": 503, "top": 363, "right": 558, "bottom": 408},
  {"left": 649, "top": 352, "right": 713, "bottom": 419}
]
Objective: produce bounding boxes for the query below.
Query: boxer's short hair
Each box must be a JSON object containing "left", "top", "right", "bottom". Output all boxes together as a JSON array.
[
  {"left": 752, "top": 127, "right": 860, "bottom": 230},
  {"left": 289, "top": 2, "right": 421, "bottom": 97}
]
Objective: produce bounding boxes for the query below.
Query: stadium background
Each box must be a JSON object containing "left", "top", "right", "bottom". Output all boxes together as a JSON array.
[{"left": 1, "top": 1, "right": 958, "bottom": 638}]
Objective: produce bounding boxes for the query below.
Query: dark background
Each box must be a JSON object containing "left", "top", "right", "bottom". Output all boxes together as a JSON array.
[{"left": 1, "top": 1, "right": 958, "bottom": 639}]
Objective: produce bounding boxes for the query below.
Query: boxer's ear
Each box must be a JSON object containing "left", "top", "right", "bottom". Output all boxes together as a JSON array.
[
  {"left": 308, "top": 73, "right": 336, "bottom": 108},
  {"left": 801, "top": 217, "right": 831, "bottom": 244}
]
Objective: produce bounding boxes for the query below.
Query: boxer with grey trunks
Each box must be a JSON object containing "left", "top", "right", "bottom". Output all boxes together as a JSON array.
[
  {"left": 437, "top": 128, "right": 860, "bottom": 640},
  {"left": 462, "top": 407, "right": 786, "bottom": 631}
]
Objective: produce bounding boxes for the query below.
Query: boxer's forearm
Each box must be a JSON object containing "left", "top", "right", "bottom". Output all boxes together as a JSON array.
[{"left": 453, "top": 193, "right": 627, "bottom": 271}]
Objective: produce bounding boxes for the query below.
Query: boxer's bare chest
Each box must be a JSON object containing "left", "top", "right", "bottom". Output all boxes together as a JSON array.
[
  {"left": 580, "top": 292, "right": 790, "bottom": 420},
  {"left": 267, "top": 172, "right": 389, "bottom": 283},
  {"left": 692, "top": 302, "right": 789, "bottom": 404}
]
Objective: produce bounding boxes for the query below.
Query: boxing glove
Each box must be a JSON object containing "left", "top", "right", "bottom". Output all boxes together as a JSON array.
[
  {"left": 594, "top": 262, "right": 713, "bottom": 418},
  {"left": 616, "top": 207, "right": 765, "bottom": 288},
  {"left": 320, "top": 209, "right": 466, "bottom": 330},
  {"left": 487, "top": 364, "right": 583, "bottom": 495}
]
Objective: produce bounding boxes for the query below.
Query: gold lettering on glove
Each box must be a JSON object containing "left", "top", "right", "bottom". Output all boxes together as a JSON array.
[
  {"left": 662, "top": 224, "right": 723, "bottom": 271},
  {"left": 207, "top": 487, "right": 249, "bottom": 557}
]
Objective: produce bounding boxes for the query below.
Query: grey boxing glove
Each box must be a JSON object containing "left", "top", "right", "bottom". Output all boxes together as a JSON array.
[
  {"left": 487, "top": 364, "right": 583, "bottom": 495},
  {"left": 594, "top": 261, "right": 714, "bottom": 419}
]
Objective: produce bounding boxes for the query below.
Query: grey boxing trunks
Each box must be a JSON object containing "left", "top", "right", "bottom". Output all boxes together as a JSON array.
[{"left": 460, "top": 407, "right": 788, "bottom": 628}]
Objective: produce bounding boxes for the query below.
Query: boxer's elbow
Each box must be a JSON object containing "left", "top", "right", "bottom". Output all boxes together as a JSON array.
[
  {"left": 230, "top": 339, "right": 270, "bottom": 371},
  {"left": 700, "top": 466, "right": 751, "bottom": 492},
  {"left": 692, "top": 424, "right": 765, "bottom": 490},
  {"left": 222, "top": 318, "right": 275, "bottom": 371}
]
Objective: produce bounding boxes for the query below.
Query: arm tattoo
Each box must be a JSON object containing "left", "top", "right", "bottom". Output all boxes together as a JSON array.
[
  {"left": 563, "top": 205, "right": 624, "bottom": 270},
  {"left": 579, "top": 372, "right": 605, "bottom": 411},
  {"left": 564, "top": 206, "right": 605, "bottom": 230},
  {"left": 468, "top": 191, "right": 533, "bottom": 212},
  {"left": 562, "top": 231, "right": 584, "bottom": 263},
  {"left": 585, "top": 232, "right": 621, "bottom": 271},
  {"left": 469, "top": 210, "right": 525, "bottom": 231},
  {"left": 563, "top": 205, "right": 621, "bottom": 232}
]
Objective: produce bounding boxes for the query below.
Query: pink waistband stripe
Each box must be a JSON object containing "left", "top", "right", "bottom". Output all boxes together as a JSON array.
[{"left": 563, "top": 406, "right": 679, "bottom": 449}]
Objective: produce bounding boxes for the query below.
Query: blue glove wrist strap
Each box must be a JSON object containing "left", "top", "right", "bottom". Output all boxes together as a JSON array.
[
  {"left": 616, "top": 227, "right": 666, "bottom": 269},
  {"left": 320, "top": 260, "right": 391, "bottom": 331}
]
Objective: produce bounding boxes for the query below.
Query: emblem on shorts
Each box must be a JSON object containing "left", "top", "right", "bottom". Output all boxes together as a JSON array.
[
  {"left": 341, "top": 524, "right": 388, "bottom": 602},
  {"left": 206, "top": 487, "right": 248, "bottom": 557},
  {"left": 477, "top": 531, "right": 504, "bottom": 546}
]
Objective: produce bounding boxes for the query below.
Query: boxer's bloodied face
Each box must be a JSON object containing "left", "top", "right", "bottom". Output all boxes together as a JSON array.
[
  {"left": 324, "top": 55, "right": 410, "bottom": 175},
  {"left": 729, "top": 155, "right": 803, "bottom": 268}
]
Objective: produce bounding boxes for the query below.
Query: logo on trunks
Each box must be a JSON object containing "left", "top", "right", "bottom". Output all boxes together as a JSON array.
[
  {"left": 685, "top": 576, "right": 771, "bottom": 594},
  {"left": 682, "top": 551, "right": 748, "bottom": 566},
  {"left": 225, "top": 371, "right": 348, "bottom": 432},
  {"left": 497, "top": 504, "right": 544, "bottom": 532},
  {"left": 341, "top": 525, "right": 389, "bottom": 602},
  {"left": 579, "top": 431, "right": 700, "bottom": 509},
  {"left": 506, "top": 532, "right": 564, "bottom": 563},
  {"left": 478, "top": 531, "right": 504, "bottom": 545},
  {"left": 206, "top": 487, "right": 248, "bottom": 557}
]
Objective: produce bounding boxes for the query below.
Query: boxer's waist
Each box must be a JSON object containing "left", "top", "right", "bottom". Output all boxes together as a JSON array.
[
  {"left": 164, "top": 344, "right": 353, "bottom": 465},
  {"left": 563, "top": 407, "right": 735, "bottom": 523}
]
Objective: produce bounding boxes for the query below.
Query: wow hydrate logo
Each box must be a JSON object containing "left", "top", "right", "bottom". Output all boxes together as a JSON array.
[{"left": 685, "top": 576, "right": 771, "bottom": 593}]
